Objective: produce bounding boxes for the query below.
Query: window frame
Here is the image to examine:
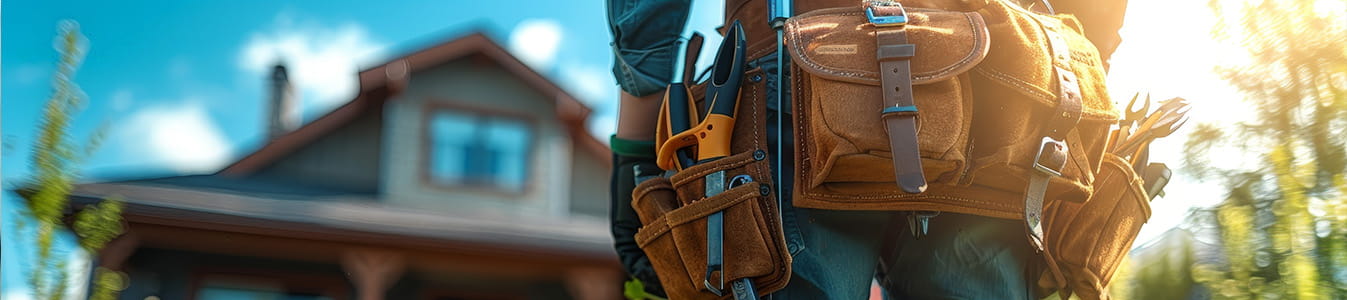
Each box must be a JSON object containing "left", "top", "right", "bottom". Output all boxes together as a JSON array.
[{"left": 418, "top": 100, "right": 539, "bottom": 196}]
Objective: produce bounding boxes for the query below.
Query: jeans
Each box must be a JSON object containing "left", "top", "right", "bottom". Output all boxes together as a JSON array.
[{"left": 608, "top": 2, "right": 1040, "bottom": 298}]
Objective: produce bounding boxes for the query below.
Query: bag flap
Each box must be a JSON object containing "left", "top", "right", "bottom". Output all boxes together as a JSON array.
[
  {"left": 972, "top": 0, "right": 1118, "bottom": 120},
  {"left": 785, "top": 6, "right": 990, "bottom": 85}
]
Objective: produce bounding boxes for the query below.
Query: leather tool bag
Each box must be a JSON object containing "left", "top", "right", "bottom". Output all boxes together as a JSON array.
[
  {"left": 633, "top": 66, "right": 792, "bottom": 299},
  {"left": 785, "top": 0, "right": 1118, "bottom": 215},
  {"left": 785, "top": 0, "right": 1147, "bottom": 297},
  {"left": 1040, "top": 153, "right": 1151, "bottom": 299}
]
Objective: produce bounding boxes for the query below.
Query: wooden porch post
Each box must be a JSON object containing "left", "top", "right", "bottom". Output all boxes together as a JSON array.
[
  {"left": 564, "top": 267, "right": 622, "bottom": 300},
  {"left": 98, "top": 231, "right": 140, "bottom": 270},
  {"left": 340, "top": 248, "right": 406, "bottom": 300}
]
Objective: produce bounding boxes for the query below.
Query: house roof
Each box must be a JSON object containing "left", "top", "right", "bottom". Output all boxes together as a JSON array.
[
  {"left": 220, "top": 32, "right": 610, "bottom": 175},
  {"left": 31, "top": 31, "right": 620, "bottom": 263},
  {"left": 65, "top": 180, "right": 616, "bottom": 261}
]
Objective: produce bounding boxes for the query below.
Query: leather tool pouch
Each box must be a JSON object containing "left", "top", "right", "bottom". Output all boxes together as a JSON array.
[
  {"left": 786, "top": 6, "right": 988, "bottom": 207},
  {"left": 633, "top": 67, "right": 791, "bottom": 299},
  {"left": 784, "top": 0, "right": 1119, "bottom": 215},
  {"left": 787, "top": 1, "right": 1144, "bottom": 296},
  {"left": 1040, "top": 154, "right": 1151, "bottom": 299}
]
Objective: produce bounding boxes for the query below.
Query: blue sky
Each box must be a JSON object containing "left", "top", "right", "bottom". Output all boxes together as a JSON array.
[
  {"left": 2, "top": 1, "right": 727, "bottom": 298},
  {"left": 2, "top": 0, "right": 1258, "bottom": 298}
]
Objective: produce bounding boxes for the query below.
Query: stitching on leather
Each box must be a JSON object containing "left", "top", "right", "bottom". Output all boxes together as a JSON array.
[
  {"left": 912, "top": 13, "right": 987, "bottom": 82},
  {"left": 789, "top": 17, "right": 871, "bottom": 79},
  {"left": 633, "top": 179, "right": 673, "bottom": 200},
  {"left": 973, "top": 67, "right": 1055, "bottom": 101},
  {"left": 788, "top": 12, "right": 987, "bottom": 83},
  {"left": 670, "top": 153, "right": 754, "bottom": 186},
  {"left": 666, "top": 184, "right": 758, "bottom": 225}
]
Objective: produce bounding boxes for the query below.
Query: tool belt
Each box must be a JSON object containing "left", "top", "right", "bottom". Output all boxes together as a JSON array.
[
  {"left": 634, "top": 23, "right": 791, "bottom": 298},
  {"left": 780, "top": 0, "right": 1151, "bottom": 297}
]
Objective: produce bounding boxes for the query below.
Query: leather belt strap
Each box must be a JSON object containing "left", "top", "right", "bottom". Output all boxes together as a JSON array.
[
  {"left": 869, "top": 1, "right": 927, "bottom": 194},
  {"left": 1024, "top": 18, "right": 1083, "bottom": 252},
  {"left": 1024, "top": 17, "right": 1082, "bottom": 294}
]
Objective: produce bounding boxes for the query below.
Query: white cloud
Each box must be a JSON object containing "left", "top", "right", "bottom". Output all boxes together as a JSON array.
[
  {"left": 239, "top": 17, "right": 385, "bottom": 116},
  {"left": 558, "top": 62, "right": 615, "bottom": 106},
  {"left": 509, "top": 19, "right": 563, "bottom": 70},
  {"left": 557, "top": 62, "right": 619, "bottom": 138},
  {"left": 118, "top": 101, "right": 232, "bottom": 173}
]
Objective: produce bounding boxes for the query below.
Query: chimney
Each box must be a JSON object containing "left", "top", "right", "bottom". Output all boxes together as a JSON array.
[{"left": 268, "top": 63, "right": 298, "bottom": 139}]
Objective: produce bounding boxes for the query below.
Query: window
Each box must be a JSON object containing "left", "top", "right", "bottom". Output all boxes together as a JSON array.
[{"left": 427, "top": 109, "right": 533, "bottom": 192}]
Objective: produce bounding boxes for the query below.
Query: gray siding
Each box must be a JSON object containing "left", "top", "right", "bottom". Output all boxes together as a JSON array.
[
  {"left": 380, "top": 58, "right": 573, "bottom": 217},
  {"left": 253, "top": 112, "right": 383, "bottom": 193},
  {"left": 569, "top": 143, "right": 609, "bottom": 218}
]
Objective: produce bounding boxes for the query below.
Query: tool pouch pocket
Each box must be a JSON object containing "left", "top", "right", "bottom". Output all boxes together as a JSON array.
[
  {"left": 785, "top": 6, "right": 989, "bottom": 207},
  {"left": 633, "top": 151, "right": 791, "bottom": 299},
  {"left": 962, "top": 0, "right": 1119, "bottom": 204},
  {"left": 1040, "top": 154, "right": 1151, "bottom": 299}
]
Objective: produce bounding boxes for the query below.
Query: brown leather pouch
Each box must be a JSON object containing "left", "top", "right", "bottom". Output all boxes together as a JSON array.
[
  {"left": 785, "top": 0, "right": 1119, "bottom": 217},
  {"left": 786, "top": 6, "right": 990, "bottom": 207},
  {"left": 633, "top": 66, "right": 791, "bottom": 299},
  {"left": 963, "top": 0, "right": 1118, "bottom": 204},
  {"left": 633, "top": 152, "right": 791, "bottom": 299},
  {"left": 1040, "top": 154, "right": 1151, "bottom": 299}
]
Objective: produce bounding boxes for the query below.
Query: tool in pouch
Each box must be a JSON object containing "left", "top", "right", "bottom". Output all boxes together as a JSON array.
[
  {"left": 1110, "top": 96, "right": 1189, "bottom": 202},
  {"left": 655, "top": 21, "right": 755, "bottom": 299}
]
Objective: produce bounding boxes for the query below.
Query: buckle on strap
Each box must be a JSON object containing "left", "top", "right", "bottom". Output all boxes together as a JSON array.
[
  {"left": 865, "top": 0, "right": 908, "bottom": 27},
  {"left": 1032, "top": 136, "right": 1069, "bottom": 177}
]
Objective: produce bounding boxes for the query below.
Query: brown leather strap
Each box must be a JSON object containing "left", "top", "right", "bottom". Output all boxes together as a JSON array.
[
  {"left": 683, "top": 33, "right": 705, "bottom": 84},
  {"left": 871, "top": 2, "right": 927, "bottom": 194},
  {"left": 1024, "top": 16, "right": 1083, "bottom": 294}
]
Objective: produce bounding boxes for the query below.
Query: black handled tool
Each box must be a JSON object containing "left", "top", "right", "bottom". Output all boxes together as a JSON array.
[{"left": 1142, "top": 163, "right": 1171, "bottom": 201}]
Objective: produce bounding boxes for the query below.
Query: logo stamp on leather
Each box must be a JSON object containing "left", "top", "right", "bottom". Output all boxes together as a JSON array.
[{"left": 814, "top": 44, "right": 858, "bottom": 55}]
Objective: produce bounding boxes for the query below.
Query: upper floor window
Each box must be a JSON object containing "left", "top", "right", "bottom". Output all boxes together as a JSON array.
[{"left": 427, "top": 108, "right": 533, "bottom": 192}]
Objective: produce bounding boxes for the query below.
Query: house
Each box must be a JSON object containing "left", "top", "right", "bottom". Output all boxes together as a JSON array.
[{"left": 49, "top": 32, "right": 619, "bottom": 300}]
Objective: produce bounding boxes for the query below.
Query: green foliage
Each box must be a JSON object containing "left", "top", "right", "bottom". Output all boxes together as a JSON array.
[
  {"left": 1181, "top": 0, "right": 1347, "bottom": 298},
  {"left": 623, "top": 278, "right": 667, "bottom": 300},
  {"left": 21, "top": 20, "right": 128, "bottom": 300}
]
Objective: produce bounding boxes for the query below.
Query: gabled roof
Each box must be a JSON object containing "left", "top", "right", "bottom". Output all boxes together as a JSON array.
[{"left": 220, "top": 32, "right": 610, "bottom": 175}]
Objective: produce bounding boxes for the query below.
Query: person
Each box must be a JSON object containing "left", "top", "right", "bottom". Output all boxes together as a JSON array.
[{"left": 606, "top": 0, "right": 1128, "bottom": 298}]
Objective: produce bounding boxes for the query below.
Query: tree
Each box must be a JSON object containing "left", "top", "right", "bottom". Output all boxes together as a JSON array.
[
  {"left": 20, "top": 20, "right": 128, "bottom": 300},
  {"left": 1184, "top": 0, "right": 1347, "bottom": 298}
]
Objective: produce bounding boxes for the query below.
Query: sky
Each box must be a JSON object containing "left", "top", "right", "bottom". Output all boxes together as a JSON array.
[{"left": 1, "top": 0, "right": 1261, "bottom": 298}]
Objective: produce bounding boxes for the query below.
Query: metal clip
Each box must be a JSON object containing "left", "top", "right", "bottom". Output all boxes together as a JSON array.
[
  {"left": 907, "top": 211, "right": 939, "bottom": 240},
  {"left": 865, "top": 0, "right": 908, "bottom": 27},
  {"left": 1032, "top": 137, "right": 1069, "bottom": 177}
]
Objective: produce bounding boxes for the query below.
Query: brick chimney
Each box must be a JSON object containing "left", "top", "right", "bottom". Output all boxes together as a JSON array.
[{"left": 268, "top": 63, "right": 298, "bottom": 139}]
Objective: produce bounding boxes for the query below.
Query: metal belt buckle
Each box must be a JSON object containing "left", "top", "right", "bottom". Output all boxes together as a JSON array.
[
  {"left": 1032, "top": 136, "right": 1069, "bottom": 177},
  {"left": 865, "top": 0, "right": 908, "bottom": 27}
]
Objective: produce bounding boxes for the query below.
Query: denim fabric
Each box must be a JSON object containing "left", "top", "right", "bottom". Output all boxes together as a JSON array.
[
  {"left": 607, "top": 0, "right": 691, "bottom": 96},
  {"left": 878, "top": 213, "right": 1040, "bottom": 300}
]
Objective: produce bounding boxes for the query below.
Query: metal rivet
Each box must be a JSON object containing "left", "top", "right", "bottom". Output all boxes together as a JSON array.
[
  {"left": 753, "top": 150, "right": 767, "bottom": 161},
  {"left": 750, "top": 74, "right": 763, "bottom": 82},
  {"left": 759, "top": 184, "right": 771, "bottom": 196}
]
